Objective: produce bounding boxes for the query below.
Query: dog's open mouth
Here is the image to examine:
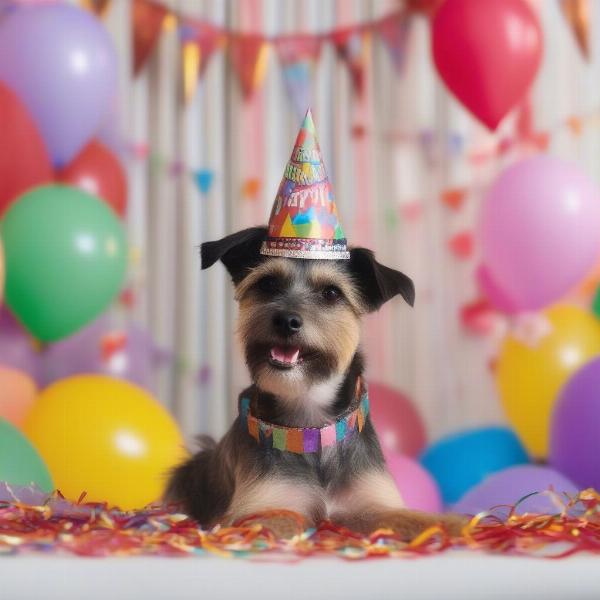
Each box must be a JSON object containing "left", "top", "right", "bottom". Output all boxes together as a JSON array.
[{"left": 269, "top": 346, "right": 303, "bottom": 369}]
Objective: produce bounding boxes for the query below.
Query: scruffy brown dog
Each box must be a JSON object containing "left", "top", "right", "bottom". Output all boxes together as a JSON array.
[{"left": 165, "top": 227, "right": 464, "bottom": 539}]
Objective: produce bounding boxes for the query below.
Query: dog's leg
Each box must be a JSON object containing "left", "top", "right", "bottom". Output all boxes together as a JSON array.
[
  {"left": 329, "top": 470, "right": 466, "bottom": 540},
  {"left": 224, "top": 476, "right": 324, "bottom": 539}
]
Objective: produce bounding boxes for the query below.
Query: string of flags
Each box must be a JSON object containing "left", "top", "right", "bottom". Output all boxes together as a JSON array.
[
  {"left": 85, "top": 0, "right": 417, "bottom": 116},
  {"left": 81, "top": 0, "right": 592, "bottom": 118}
]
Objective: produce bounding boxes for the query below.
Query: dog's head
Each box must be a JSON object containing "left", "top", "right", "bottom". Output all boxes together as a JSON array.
[{"left": 201, "top": 227, "right": 414, "bottom": 403}]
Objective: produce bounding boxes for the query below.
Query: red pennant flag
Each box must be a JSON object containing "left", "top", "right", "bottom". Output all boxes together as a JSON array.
[
  {"left": 331, "top": 27, "right": 370, "bottom": 95},
  {"left": 229, "top": 34, "right": 269, "bottom": 98},
  {"left": 132, "top": 0, "right": 168, "bottom": 76},
  {"left": 377, "top": 12, "right": 412, "bottom": 73},
  {"left": 275, "top": 35, "right": 322, "bottom": 118}
]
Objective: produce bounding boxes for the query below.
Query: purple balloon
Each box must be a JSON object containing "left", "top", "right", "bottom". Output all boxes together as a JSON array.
[
  {"left": 0, "top": 308, "right": 40, "bottom": 378},
  {"left": 453, "top": 465, "right": 578, "bottom": 516},
  {"left": 479, "top": 156, "right": 600, "bottom": 311},
  {"left": 0, "top": 4, "right": 116, "bottom": 166},
  {"left": 550, "top": 357, "right": 600, "bottom": 491},
  {"left": 40, "top": 314, "right": 157, "bottom": 390}
]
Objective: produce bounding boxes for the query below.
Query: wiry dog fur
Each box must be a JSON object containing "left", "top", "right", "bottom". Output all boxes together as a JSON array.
[{"left": 165, "top": 227, "right": 464, "bottom": 539}]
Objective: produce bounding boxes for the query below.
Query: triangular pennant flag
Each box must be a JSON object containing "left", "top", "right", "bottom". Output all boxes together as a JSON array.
[
  {"left": 132, "top": 0, "right": 168, "bottom": 76},
  {"left": 377, "top": 11, "right": 412, "bottom": 74},
  {"left": 179, "top": 19, "right": 223, "bottom": 77},
  {"left": 560, "top": 0, "right": 590, "bottom": 61},
  {"left": 275, "top": 35, "right": 322, "bottom": 119},
  {"left": 229, "top": 34, "right": 269, "bottom": 98},
  {"left": 331, "top": 27, "right": 370, "bottom": 95},
  {"left": 193, "top": 169, "right": 215, "bottom": 195}
]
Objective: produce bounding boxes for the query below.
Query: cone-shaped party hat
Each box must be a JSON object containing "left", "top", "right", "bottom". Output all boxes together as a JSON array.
[{"left": 260, "top": 109, "right": 350, "bottom": 260}]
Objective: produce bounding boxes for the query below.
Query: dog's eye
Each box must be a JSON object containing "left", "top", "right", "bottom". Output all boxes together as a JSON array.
[
  {"left": 322, "top": 285, "right": 342, "bottom": 304},
  {"left": 257, "top": 275, "right": 280, "bottom": 294}
]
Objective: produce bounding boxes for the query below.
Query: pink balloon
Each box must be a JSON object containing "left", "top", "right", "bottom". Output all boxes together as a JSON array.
[
  {"left": 384, "top": 449, "right": 442, "bottom": 513},
  {"left": 369, "top": 382, "right": 426, "bottom": 458},
  {"left": 476, "top": 264, "right": 518, "bottom": 314},
  {"left": 479, "top": 156, "right": 600, "bottom": 311},
  {"left": 432, "top": 0, "right": 542, "bottom": 130}
]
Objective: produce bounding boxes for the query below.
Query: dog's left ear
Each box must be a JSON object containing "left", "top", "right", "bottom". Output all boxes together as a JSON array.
[
  {"left": 201, "top": 226, "right": 268, "bottom": 284},
  {"left": 349, "top": 247, "right": 415, "bottom": 311}
]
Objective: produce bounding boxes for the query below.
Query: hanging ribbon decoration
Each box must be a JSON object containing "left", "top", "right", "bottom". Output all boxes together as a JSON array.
[{"left": 560, "top": 0, "right": 591, "bottom": 61}]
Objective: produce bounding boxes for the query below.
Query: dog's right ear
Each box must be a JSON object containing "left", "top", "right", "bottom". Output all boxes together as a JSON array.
[{"left": 201, "top": 226, "right": 268, "bottom": 284}]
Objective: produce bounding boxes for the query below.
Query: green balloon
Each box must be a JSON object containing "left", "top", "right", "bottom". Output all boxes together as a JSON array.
[
  {"left": 0, "top": 185, "right": 127, "bottom": 342},
  {"left": 0, "top": 419, "right": 53, "bottom": 492}
]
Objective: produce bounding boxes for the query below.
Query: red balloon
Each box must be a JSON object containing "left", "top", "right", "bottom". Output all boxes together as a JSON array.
[
  {"left": 0, "top": 83, "right": 52, "bottom": 215},
  {"left": 57, "top": 140, "right": 127, "bottom": 217},
  {"left": 432, "top": 0, "right": 542, "bottom": 130},
  {"left": 369, "top": 382, "right": 426, "bottom": 458}
]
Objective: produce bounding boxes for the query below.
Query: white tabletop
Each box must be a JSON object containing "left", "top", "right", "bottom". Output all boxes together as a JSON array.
[{"left": 1, "top": 551, "right": 599, "bottom": 600}]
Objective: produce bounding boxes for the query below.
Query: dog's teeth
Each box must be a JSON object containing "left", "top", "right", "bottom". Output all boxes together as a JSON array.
[{"left": 290, "top": 349, "right": 300, "bottom": 364}]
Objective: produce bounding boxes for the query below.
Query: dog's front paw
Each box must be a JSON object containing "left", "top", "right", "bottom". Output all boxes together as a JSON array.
[{"left": 232, "top": 510, "right": 310, "bottom": 539}]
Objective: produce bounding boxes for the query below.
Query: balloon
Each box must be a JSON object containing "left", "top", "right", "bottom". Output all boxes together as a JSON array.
[
  {"left": 475, "top": 264, "right": 518, "bottom": 314},
  {"left": 0, "top": 418, "right": 53, "bottom": 492},
  {"left": 0, "top": 308, "right": 40, "bottom": 377},
  {"left": 549, "top": 357, "right": 600, "bottom": 491},
  {"left": 0, "top": 236, "right": 3, "bottom": 305},
  {"left": 1, "top": 185, "right": 127, "bottom": 342},
  {"left": 497, "top": 305, "right": 600, "bottom": 458},
  {"left": 0, "top": 83, "right": 52, "bottom": 215},
  {"left": 432, "top": 0, "right": 542, "bottom": 129},
  {"left": 57, "top": 141, "right": 127, "bottom": 217},
  {"left": 0, "top": 4, "right": 117, "bottom": 166},
  {"left": 23, "top": 375, "right": 185, "bottom": 509},
  {"left": 369, "top": 382, "right": 426, "bottom": 457},
  {"left": 453, "top": 465, "right": 578, "bottom": 516},
  {"left": 384, "top": 449, "right": 442, "bottom": 513},
  {"left": 420, "top": 426, "right": 529, "bottom": 505},
  {"left": 40, "top": 314, "right": 156, "bottom": 390},
  {"left": 479, "top": 157, "right": 600, "bottom": 311},
  {"left": 0, "top": 366, "right": 37, "bottom": 427}
]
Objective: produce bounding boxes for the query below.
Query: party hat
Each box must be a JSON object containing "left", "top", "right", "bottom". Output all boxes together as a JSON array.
[{"left": 260, "top": 109, "right": 350, "bottom": 260}]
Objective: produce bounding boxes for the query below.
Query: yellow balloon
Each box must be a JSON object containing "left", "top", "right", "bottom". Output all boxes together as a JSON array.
[
  {"left": 497, "top": 305, "right": 600, "bottom": 458},
  {"left": 23, "top": 375, "right": 186, "bottom": 509}
]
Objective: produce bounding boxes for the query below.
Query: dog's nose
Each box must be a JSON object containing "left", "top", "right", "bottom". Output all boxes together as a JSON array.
[{"left": 272, "top": 311, "right": 303, "bottom": 336}]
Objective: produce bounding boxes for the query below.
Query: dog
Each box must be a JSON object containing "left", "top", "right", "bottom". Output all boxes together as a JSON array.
[{"left": 165, "top": 226, "right": 465, "bottom": 539}]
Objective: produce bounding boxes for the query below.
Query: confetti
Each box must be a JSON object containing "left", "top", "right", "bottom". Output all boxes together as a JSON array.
[{"left": 1, "top": 487, "right": 600, "bottom": 559}]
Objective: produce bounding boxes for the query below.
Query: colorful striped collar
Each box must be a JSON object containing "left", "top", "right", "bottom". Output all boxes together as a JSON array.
[{"left": 239, "top": 383, "right": 369, "bottom": 454}]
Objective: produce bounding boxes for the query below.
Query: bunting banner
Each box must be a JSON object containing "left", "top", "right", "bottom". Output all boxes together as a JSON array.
[
  {"left": 275, "top": 35, "right": 322, "bottom": 118},
  {"left": 132, "top": 0, "right": 168, "bottom": 75},
  {"left": 107, "top": 0, "right": 422, "bottom": 105},
  {"left": 560, "top": 0, "right": 590, "bottom": 61}
]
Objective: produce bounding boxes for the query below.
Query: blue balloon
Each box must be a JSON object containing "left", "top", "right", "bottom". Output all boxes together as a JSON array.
[{"left": 419, "top": 426, "right": 529, "bottom": 505}]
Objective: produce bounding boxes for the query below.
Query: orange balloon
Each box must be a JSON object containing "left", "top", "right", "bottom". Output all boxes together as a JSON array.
[{"left": 0, "top": 365, "right": 37, "bottom": 427}]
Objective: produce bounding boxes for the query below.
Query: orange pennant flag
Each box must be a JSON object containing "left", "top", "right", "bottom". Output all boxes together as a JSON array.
[
  {"left": 229, "top": 35, "right": 269, "bottom": 98},
  {"left": 560, "top": 0, "right": 591, "bottom": 61}
]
